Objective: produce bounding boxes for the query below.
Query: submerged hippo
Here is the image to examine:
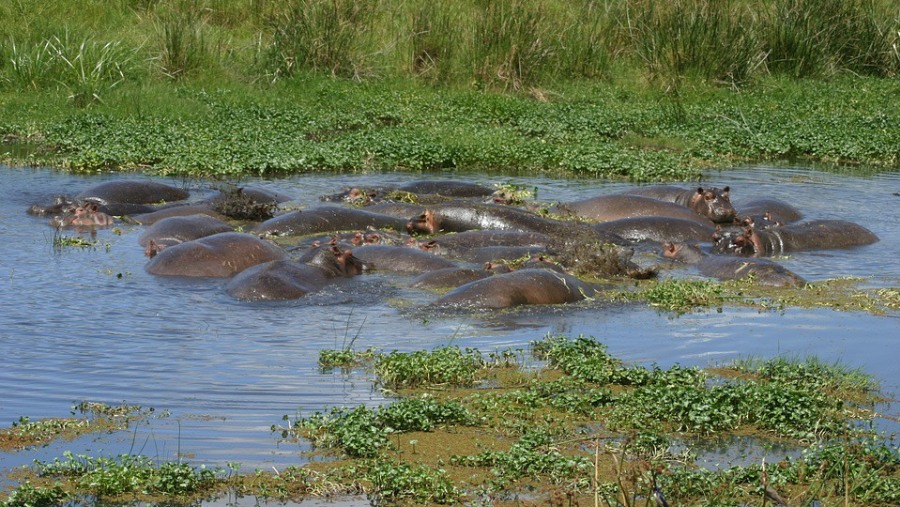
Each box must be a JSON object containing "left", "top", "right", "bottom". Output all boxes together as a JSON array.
[
  {"left": 429, "top": 268, "right": 598, "bottom": 310},
  {"left": 138, "top": 215, "right": 234, "bottom": 256},
  {"left": 145, "top": 232, "right": 286, "bottom": 277},
  {"left": 253, "top": 206, "right": 408, "bottom": 237},
  {"left": 225, "top": 245, "right": 364, "bottom": 301},
  {"left": 592, "top": 216, "right": 715, "bottom": 244},
  {"left": 407, "top": 202, "right": 623, "bottom": 244},
  {"left": 49, "top": 203, "right": 115, "bottom": 228},
  {"left": 663, "top": 242, "right": 806, "bottom": 287},
  {"left": 343, "top": 244, "right": 457, "bottom": 274},
  {"left": 622, "top": 185, "right": 736, "bottom": 223},
  {"left": 409, "top": 267, "right": 495, "bottom": 290},
  {"left": 131, "top": 204, "right": 228, "bottom": 226},
  {"left": 76, "top": 180, "right": 189, "bottom": 205},
  {"left": 419, "top": 230, "right": 552, "bottom": 257},
  {"left": 734, "top": 198, "right": 803, "bottom": 229},
  {"left": 552, "top": 195, "right": 714, "bottom": 225},
  {"left": 712, "top": 220, "right": 879, "bottom": 257}
]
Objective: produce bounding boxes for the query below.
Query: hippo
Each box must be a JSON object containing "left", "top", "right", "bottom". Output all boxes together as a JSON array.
[
  {"left": 76, "top": 180, "right": 189, "bottom": 206},
  {"left": 452, "top": 245, "right": 548, "bottom": 264},
  {"left": 409, "top": 267, "right": 495, "bottom": 290},
  {"left": 429, "top": 268, "right": 598, "bottom": 310},
  {"left": 145, "top": 232, "right": 287, "bottom": 277},
  {"left": 407, "top": 202, "right": 624, "bottom": 244},
  {"left": 131, "top": 204, "right": 228, "bottom": 226},
  {"left": 253, "top": 206, "right": 408, "bottom": 237},
  {"left": 28, "top": 195, "right": 77, "bottom": 216},
  {"left": 712, "top": 220, "right": 879, "bottom": 257},
  {"left": 734, "top": 198, "right": 803, "bottom": 229},
  {"left": 225, "top": 245, "right": 364, "bottom": 301},
  {"left": 321, "top": 180, "right": 494, "bottom": 203},
  {"left": 418, "top": 230, "right": 552, "bottom": 257},
  {"left": 592, "top": 216, "right": 715, "bottom": 244},
  {"left": 138, "top": 215, "right": 234, "bottom": 256},
  {"left": 663, "top": 242, "right": 806, "bottom": 287},
  {"left": 340, "top": 244, "right": 457, "bottom": 274},
  {"left": 49, "top": 203, "right": 115, "bottom": 228},
  {"left": 621, "top": 185, "right": 736, "bottom": 223},
  {"left": 363, "top": 202, "right": 428, "bottom": 218},
  {"left": 551, "top": 195, "right": 714, "bottom": 225}
]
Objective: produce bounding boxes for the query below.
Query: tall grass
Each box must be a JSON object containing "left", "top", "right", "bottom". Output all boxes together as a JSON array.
[
  {"left": 2, "top": 32, "right": 138, "bottom": 106},
  {"left": 0, "top": 0, "right": 897, "bottom": 91},
  {"left": 267, "top": 0, "right": 377, "bottom": 80}
]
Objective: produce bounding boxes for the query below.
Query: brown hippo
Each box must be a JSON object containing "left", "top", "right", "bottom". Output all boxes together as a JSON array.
[
  {"left": 138, "top": 215, "right": 234, "bottom": 256},
  {"left": 429, "top": 268, "right": 598, "bottom": 310},
  {"left": 551, "top": 195, "right": 714, "bottom": 225},
  {"left": 28, "top": 195, "right": 78, "bottom": 216},
  {"left": 145, "top": 232, "right": 286, "bottom": 277},
  {"left": 253, "top": 206, "right": 408, "bottom": 237},
  {"left": 451, "top": 245, "right": 548, "bottom": 264},
  {"left": 622, "top": 185, "right": 736, "bottom": 223},
  {"left": 49, "top": 203, "right": 115, "bottom": 228},
  {"left": 341, "top": 244, "right": 457, "bottom": 274},
  {"left": 225, "top": 245, "right": 364, "bottom": 301},
  {"left": 663, "top": 242, "right": 806, "bottom": 287},
  {"left": 592, "top": 216, "right": 715, "bottom": 244},
  {"left": 712, "top": 220, "right": 879, "bottom": 257}
]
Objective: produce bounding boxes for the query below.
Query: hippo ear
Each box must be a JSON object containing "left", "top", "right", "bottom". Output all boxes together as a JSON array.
[
  {"left": 696, "top": 187, "right": 704, "bottom": 195},
  {"left": 722, "top": 186, "right": 730, "bottom": 196}
]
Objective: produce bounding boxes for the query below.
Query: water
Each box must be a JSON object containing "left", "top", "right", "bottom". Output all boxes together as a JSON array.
[{"left": 0, "top": 164, "right": 897, "bottom": 479}]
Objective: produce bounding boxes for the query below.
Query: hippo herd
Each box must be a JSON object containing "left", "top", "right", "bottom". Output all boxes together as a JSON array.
[{"left": 28, "top": 177, "right": 879, "bottom": 310}]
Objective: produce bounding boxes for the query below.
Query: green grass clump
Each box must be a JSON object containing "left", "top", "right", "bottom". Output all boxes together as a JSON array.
[
  {"left": 374, "top": 346, "right": 485, "bottom": 389},
  {"left": 36, "top": 451, "right": 220, "bottom": 498},
  {"left": 641, "top": 278, "right": 728, "bottom": 313},
  {"left": 295, "top": 395, "right": 475, "bottom": 458}
]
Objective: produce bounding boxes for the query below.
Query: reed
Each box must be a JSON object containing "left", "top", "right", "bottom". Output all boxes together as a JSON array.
[{"left": 266, "top": 0, "right": 376, "bottom": 80}]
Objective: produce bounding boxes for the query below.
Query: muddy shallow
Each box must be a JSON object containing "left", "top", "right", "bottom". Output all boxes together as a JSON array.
[{"left": 0, "top": 164, "right": 897, "bottom": 479}]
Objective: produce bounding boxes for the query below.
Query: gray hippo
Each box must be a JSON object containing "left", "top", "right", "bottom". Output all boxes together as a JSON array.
[
  {"left": 131, "top": 204, "right": 228, "bottom": 226},
  {"left": 734, "top": 198, "right": 803, "bottom": 229},
  {"left": 407, "top": 202, "right": 624, "bottom": 244},
  {"left": 552, "top": 195, "right": 714, "bottom": 225},
  {"left": 663, "top": 242, "right": 806, "bottom": 287},
  {"left": 712, "top": 220, "right": 879, "bottom": 257},
  {"left": 225, "top": 245, "right": 364, "bottom": 301},
  {"left": 592, "top": 216, "right": 715, "bottom": 244},
  {"left": 253, "top": 206, "right": 408, "bottom": 236},
  {"left": 429, "top": 268, "right": 598, "bottom": 309},
  {"left": 418, "top": 230, "right": 552, "bottom": 257},
  {"left": 341, "top": 244, "right": 457, "bottom": 274},
  {"left": 621, "top": 185, "right": 736, "bottom": 223},
  {"left": 138, "top": 215, "right": 234, "bottom": 257},
  {"left": 73, "top": 180, "right": 189, "bottom": 215},
  {"left": 145, "top": 232, "right": 286, "bottom": 277},
  {"left": 410, "top": 267, "right": 495, "bottom": 290}
]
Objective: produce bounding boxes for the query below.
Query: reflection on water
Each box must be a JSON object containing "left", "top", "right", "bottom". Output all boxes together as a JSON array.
[{"left": 0, "top": 164, "right": 897, "bottom": 477}]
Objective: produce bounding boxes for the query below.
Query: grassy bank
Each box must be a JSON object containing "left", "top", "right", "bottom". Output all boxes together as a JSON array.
[{"left": 1, "top": 0, "right": 899, "bottom": 178}]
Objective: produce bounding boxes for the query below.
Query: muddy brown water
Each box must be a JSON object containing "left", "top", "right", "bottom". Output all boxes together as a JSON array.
[{"left": 0, "top": 165, "right": 897, "bottom": 486}]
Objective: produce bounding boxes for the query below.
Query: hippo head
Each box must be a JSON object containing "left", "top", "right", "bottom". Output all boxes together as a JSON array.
[
  {"left": 334, "top": 247, "right": 367, "bottom": 276},
  {"left": 712, "top": 226, "right": 760, "bottom": 256},
  {"left": 406, "top": 209, "right": 437, "bottom": 235},
  {"left": 662, "top": 241, "right": 704, "bottom": 263},
  {"left": 690, "top": 186, "right": 736, "bottom": 224}
]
